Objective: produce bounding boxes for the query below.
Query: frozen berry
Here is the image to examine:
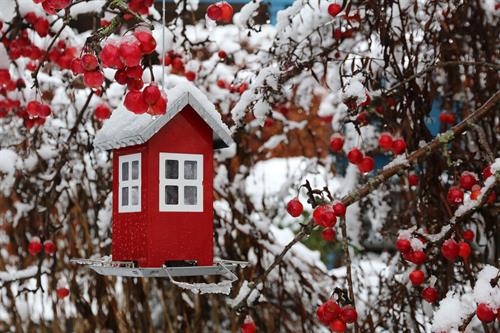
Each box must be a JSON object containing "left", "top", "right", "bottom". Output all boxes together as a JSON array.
[
  {"left": 207, "top": 4, "right": 222, "bottom": 20},
  {"left": 28, "top": 237, "right": 43, "bottom": 255},
  {"left": 143, "top": 85, "right": 161, "bottom": 105},
  {"left": 313, "top": 205, "right": 336, "bottom": 227},
  {"left": 396, "top": 238, "right": 411, "bottom": 253},
  {"left": 44, "top": 240, "right": 56, "bottom": 255},
  {"left": 119, "top": 41, "right": 142, "bottom": 67},
  {"left": 408, "top": 174, "right": 419, "bottom": 186},
  {"left": 241, "top": 315, "right": 256, "bottom": 333},
  {"left": 447, "top": 187, "right": 464, "bottom": 205},
  {"left": 70, "top": 58, "right": 84, "bottom": 75},
  {"left": 340, "top": 305, "right": 357, "bottom": 323},
  {"left": 460, "top": 173, "right": 477, "bottom": 190},
  {"left": 458, "top": 241, "right": 471, "bottom": 260},
  {"left": 133, "top": 30, "right": 156, "bottom": 54},
  {"left": 476, "top": 303, "right": 495, "bottom": 323},
  {"left": 185, "top": 71, "right": 196, "bottom": 81},
  {"left": 392, "top": 138, "right": 406, "bottom": 155},
  {"left": 287, "top": 198, "right": 303, "bottom": 217},
  {"left": 358, "top": 156, "right": 375, "bottom": 173},
  {"left": 219, "top": 2, "right": 233, "bottom": 23},
  {"left": 56, "top": 287, "right": 69, "bottom": 299},
  {"left": 463, "top": 229, "right": 474, "bottom": 242},
  {"left": 81, "top": 54, "right": 98, "bottom": 71},
  {"left": 441, "top": 239, "right": 459, "bottom": 261},
  {"left": 83, "top": 71, "right": 104, "bottom": 89},
  {"left": 332, "top": 202, "right": 346, "bottom": 216},
  {"left": 124, "top": 91, "right": 148, "bottom": 114},
  {"left": 321, "top": 228, "right": 336, "bottom": 241},
  {"left": 329, "top": 319, "right": 346, "bottom": 332},
  {"left": 378, "top": 133, "right": 393, "bottom": 151},
  {"left": 95, "top": 104, "right": 112, "bottom": 120},
  {"left": 148, "top": 94, "right": 167, "bottom": 116}
]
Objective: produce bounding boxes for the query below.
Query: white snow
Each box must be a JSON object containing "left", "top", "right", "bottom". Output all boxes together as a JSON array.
[{"left": 432, "top": 291, "right": 476, "bottom": 332}]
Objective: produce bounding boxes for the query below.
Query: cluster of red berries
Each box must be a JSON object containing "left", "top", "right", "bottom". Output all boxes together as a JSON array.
[
  {"left": 216, "top": 79, "right": 248, "bottom": 94},
  {"left": 24, "top": 12, "right": 50, "bottom": 37},
  {"left": 438, "top": 111, "right": 455, "bottom": 125},
  {"left": 28, "top": 237, "right": 56, "bottom": 256},
  {"left": 0, "top": 98, "right": 20, "bottom": 118},
  {"left": 317, "top": 299, "right": 357, "bottom": 332},
  {"left": 124, "top": 84, "right": 167, "bottom": 115},
  {"left": 34, "top": 0, "right": 72, "bottom": 14},
  {"left": 163, "top": 51, "right": 197, "bottom": 81},
  {"left": 206, "top": 2, "right": 234, "bottom": 23},
  {"left": 447, "top": 166, "right": 497, "bottom": 206},
  {"left": 329, "top": 134, "right": 378, "bottom": 173},
  {"left": 378, "top": 132, "right": 407, "bottom": 155},
  {"left": 5, "top": 28, "right": 43, "bottom": 61},
  {"left": 37, "top": 39, "right": 77, "bottom": 72},
  {"left": 71, "top": 53, "right": 104, "bottom": 89},
  {"left": 127, "top": 0, "right": 154, "bottom": 19},
  {"left": 241, "top": 316, "right": 256, "bottom": 333},
  {"left": 0, "top": 69, "right": 22, "bottom": 95},
  {"left": 396, "top": 237, "right": 427, "bottom": 265},
  {"left": 476, "top": 303, "right": 500, "bottom": 324},
  {"left": 441, "top": 238, "right": 471, "bottom": 262}
]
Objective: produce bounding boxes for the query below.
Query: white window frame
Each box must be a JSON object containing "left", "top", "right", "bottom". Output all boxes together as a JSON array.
[
  {"left": 118, "top": 153, "right": 142, "bottom": 213},
  {"left": 159, "top": 153, "right": 203, "bottom": 212}
]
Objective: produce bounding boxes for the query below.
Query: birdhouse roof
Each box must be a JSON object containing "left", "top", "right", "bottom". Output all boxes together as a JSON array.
[{"left": 93, "top": 83, "right": 234, "bottom": 150}]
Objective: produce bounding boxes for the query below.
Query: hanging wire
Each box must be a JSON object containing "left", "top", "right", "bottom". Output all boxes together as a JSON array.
[{"left": 161, "top": 0, "right": 166, "bottom": 91}]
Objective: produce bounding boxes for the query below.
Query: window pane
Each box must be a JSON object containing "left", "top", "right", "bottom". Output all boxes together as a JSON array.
[
  {"left": 131, "top": 186, "right": 139, "bottom": 205},
  {"left": 165, "top": 160, "right": 179, "bottom": 179},
  {"left": 121, "top": 162, "right": 129, "bottom": 181},
  {"left": 121, "top": 187, "right": 129, "bottom": 206},
  {"left": 131, "top": 160, "right": 139, "bottom": 180},
  {"left": 184, "top": 161, "right": 197, "bottom": 180},
  {"left": 184, "top": 186, "right": 197, "bottom": 205},
  {"left": 165, "top": 186, "right": 178, "bottom": 205}
]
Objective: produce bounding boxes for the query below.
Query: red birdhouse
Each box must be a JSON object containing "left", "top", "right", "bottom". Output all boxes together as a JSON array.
[{"left": 72, "top": 84, "right": 242, "bottom": 279}]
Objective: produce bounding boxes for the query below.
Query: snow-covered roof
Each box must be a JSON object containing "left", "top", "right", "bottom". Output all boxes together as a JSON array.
[{"left": 94, "top": 83, "right": 234, "bottom": 150}]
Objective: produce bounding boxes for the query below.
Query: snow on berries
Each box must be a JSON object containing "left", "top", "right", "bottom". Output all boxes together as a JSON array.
[
  {"left": 287, "top": 198, "right": 303, "bottom": 217},
  {"left": 476, "top": 303, "right": 496, "bottom": 323}
]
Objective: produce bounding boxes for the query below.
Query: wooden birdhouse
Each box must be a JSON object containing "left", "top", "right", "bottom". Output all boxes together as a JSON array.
[{"left": 73, "top": 84, "right": 244, "bottom": 280}]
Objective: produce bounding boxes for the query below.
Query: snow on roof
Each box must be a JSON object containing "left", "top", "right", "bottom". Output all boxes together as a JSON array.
[{"left": 94, "top": 83, "right": 234, "bottom": 150}]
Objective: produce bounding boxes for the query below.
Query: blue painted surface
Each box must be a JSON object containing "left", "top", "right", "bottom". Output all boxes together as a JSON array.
[{"left": 158, "top": 0, "right": 295, "bottom": 24}]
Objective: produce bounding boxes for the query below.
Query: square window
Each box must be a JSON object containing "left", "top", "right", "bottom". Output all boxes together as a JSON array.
[
  {"left": 165, "top": 186, "right": 179, "bottom": 205},
  {"left": 121, "top": 187, "right": 129, "bottom": 206},
  {"left": 184, "top": 161, "right": 197, "bottom": 180},
  {"left": 184, "top": 186, "right": 197, "bottom": 205},
  {"left": 122, "top": 162, "right": 129, "bottom": 181},
  {"left": 165, "top": 160, "right": 179, "bottom": 179},
  {"left": 131, "top": 160, "right": 139, "bottom": 180},
  {"left": 131, "top": 186, "right": 139, "bottom": 205}
]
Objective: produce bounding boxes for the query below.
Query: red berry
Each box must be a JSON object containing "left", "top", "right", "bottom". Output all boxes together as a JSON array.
[
  {"left": 482, "top": 166, "right": 492, "bottom": 179},
  {"left": 25, "top": 12, "right": 38, "bottom": 25},
  {"left": 185, "top": 71, "right": 196, "bottom": 81},
  {"left": 26, "top": 101, "right": 42, "bottom": 117},
  {"left": 463, "top": 229, "right": 474, "bottom": 242},
  {"left": 396, "top": 238, "right": 411, "bottom": 253},
  {"left": 81, "top": 54, "right": 98, "bottom": 71},
  {"left": 378, "top": 133, "right": 393, "bottom": 151},
  {"left": 408, "top": 174, "right": 419, "bottom": 186},
  {"left": 347, "top": 148, "right": 363, "bottom": 164},
  {"left": 172, "top": 57, "right": 184, "bottom": 72},
  {"left": 44, "top": 240, "right": 56, "bottom": 255},
  {"left": 124, "top": 91, "right": 148, "bottom": 114},
  {"left": 56, "top": 287, "right": 70, "bottom": 299},
  {"left": 114, "top": 69, "right": 128, "bottom": 85},
  {"left": 95, "top": 104, "right": 112, "bottom": 120},
  {"left": 126, "top": 66, "right": 144, "bottom": 79},
  {"left": 83, "top": 71, "right": 104, "bottom": 89},
  {"left": 219, "top": 2, "right": 234, "bottom": 23},
  {"left": 38, "top": 104, "right": 51, "bottom": 118},
  {"left": 317, "top": 304, "right": 335, "bottom": 325},
  {"left": 147, "top": 94, "right": 167, "bottom": 116},
  {"left": 476, "top": 303, "right": 496, "bottom": 323},
  {"left": 0, "top": 69, "right": 10, "bottom": 82},
  {"left": 411, "top": 250, "right": 427, "bottom": 265},
  {"left": 287, "top": 198, "right": 303, "bottom": 217},
  {"left": 459, "top": 173, "right": 477, "bottom": 191},
  {"left": 422, "top": 287, "right": 437, "bottom": 304},
  {"left": 340, "top": 305, "right": 357, "bottom": 323},
  {"left": 332, "top": 202, "right": 346, "bottom": 216},
  {"left": 100, "top": 43, "right": 123, "bottom": 69},
  {"left": 324, "top": 300, "right": 341, "bottom": 317},
  {"left": 133, "top": 30, "right": 156, "bottom": 54},
  {"left": 328, "top": 3, "right": 342, "bottom": 17},
  {"left": 321, "top": 228, "right": 336, "bottom": 241},
  {"left": 329, "top": 319, "right": 346, "bottom": 332},
  {"left": 313, "top": 205, "right": 336, "bottom": 227},
  {"left": 241, "top": 316, "right": 256, "bottom": 333},
  {"left": 441, "top": 239, "right": 459, "bottom": 261},
  {"left": 392, "top": 138, "right": 406, "bottom": 155},
  {"left": 28, "top": 237, "right": 43, "bottom": 255},
  {"left": 119, "top": 41, "right": 142, "bottom": 67},
  {"left": 409, "top": 270, "right": 425, "bottom": 287},
  {"left": 447, "top": 187, "right": 464, "bottom": 205},
  {"left": 34, "top": 18, "right": 50, "bottom": 37},
  {"left": 143, "top": 85, "right": 161, "bottom": 105},
  {"left": 358, "top": 156, "right": 375, "bottom": 173},
  {"left": 329, "top": 134, "right": 344, "bottom": 152},
  {"left": 216, "top": 79, "right": 226, "bottom": 89},
  {"left": 470, "top": 189, "right": 481, "bottom": 201},
  {"left": 218, "top": 50, "right": 227, "bottom": 59},
  {"left": 486, "top": 191, "right": 496, "bottom": 204},
  {"left": 207, "top": 4, "right": 222, "bottom": 20},
  {"left": 458, "top": 241, "right": 471, "bottom": 259},
  {"left": 70, "top": 58, "right": 84, "bottom": 75},
  {"left": 127, "top": 78, "right": 144, "bottom": 91}
]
